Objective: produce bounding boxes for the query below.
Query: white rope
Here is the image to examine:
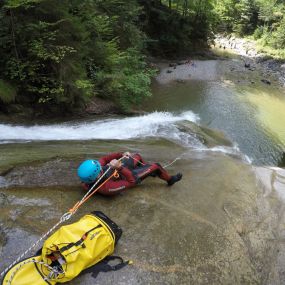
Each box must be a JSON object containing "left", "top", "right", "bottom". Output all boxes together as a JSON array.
[
  {"left": 0, "top": 157, "right": 125, "bottom": 279},
  {"left": 0, "top": 212, "right": 70, "bottom": 278},
  {"left": 78, "top": 155, "right": 128, "bottom": 207},
  {"left": 128, "top": 153, "right": 181, "bottom": 169},
  {"left": 163, "top": 156, "right": 181, "bottom": 168},
  {"left": 5, "top": 258, "right": 62, "bottom": 285},
  {"left": 70, "top": 165, "right": 113, "bottom": 215},
  {"left": 1, "top": 153, "right": 178, "bottom": 280}
]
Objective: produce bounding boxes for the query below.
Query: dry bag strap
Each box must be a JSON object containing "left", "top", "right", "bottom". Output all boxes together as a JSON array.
[
  {"left": 59, "top": 224, "right": 103, "bottom": 253},
  {"left": 84, "top": 256, "right": 130, "bottom": 279},
  {"left": 104, "top": 256, "right": 129, "bottom": 271}
]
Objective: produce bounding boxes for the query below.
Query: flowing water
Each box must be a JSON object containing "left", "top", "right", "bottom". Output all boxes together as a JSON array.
[
  {"left": 1, "top": 56, "right": 285, "bottom": 284},
  {"left": 1, "top": 58, "right": 284, "bottom": 165},
  {"left": 144, "top": 59, "right": 285, "bottom": 165},
  {"left": 0, "top": 111, "right": 199, "bottom": 142}
]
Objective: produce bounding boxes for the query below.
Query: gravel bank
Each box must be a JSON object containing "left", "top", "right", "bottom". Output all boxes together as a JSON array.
[{"left": 215, "top": 35, "right": 285, "bottom": 87}]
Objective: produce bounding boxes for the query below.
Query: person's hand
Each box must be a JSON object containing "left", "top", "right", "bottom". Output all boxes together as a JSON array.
[
  {"left": 109, "top": 159, "right": 122, "bottom": 169},
  {"left": 123, "top": 151, "right": 131, "bottom": 157}
]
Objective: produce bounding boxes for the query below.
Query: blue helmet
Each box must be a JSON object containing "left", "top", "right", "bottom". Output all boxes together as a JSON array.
[{"left": 77, "top": 160, "right": 102, "bottom": 183}]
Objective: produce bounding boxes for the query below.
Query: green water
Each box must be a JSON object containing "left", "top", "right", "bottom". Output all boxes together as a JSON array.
[{"left": 145, "top": 59, "right": 285, "bottom": 165}]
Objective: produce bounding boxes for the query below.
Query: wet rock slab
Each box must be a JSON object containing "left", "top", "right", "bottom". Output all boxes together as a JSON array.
[
  {"left": 177, "top": 121, "right": 232, "bottom": 148},
  {"left": 3, "top": 159, "right": 79, "bottom": 187},
  {"left": 1, "top": 151, "right": 285, "bottom": 284}
]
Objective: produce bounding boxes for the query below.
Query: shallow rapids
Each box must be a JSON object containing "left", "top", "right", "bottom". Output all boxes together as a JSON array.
[{"left": 0, "top": 111, "right": 199, "bottom": 144}]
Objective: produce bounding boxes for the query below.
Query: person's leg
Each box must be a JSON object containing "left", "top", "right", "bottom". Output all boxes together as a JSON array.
[
  {"left": 167, "top": 172, "right": 183, "bottom": 186},
  {"left": 132, "top": 163, "right": 182, "bottom": 186}
]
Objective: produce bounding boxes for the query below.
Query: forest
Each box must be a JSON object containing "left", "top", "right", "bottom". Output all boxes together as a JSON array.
[{"left": 0, "top": 0, "right": 284, "bottom": 115}]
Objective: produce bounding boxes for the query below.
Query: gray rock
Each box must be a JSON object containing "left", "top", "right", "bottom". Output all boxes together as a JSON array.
[
  {"left": 2, "top": 154, "right": 285, "bottom": 285},
  {"left": 0, "top": 192, "right": 8, "bottom": 206},
  {"left": 175, "top": 79, "right": 185, "bottom": 84},
  {"left": 256, "top": 55, "right": 272, "bottom": 63},
  {"left": 261, "top": 79, "right": 271, "bottom": 85}
]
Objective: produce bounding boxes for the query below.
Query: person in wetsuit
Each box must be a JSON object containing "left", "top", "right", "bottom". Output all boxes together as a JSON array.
[{"left": 77, "top": 152, "right": 182, "bottom": 196}]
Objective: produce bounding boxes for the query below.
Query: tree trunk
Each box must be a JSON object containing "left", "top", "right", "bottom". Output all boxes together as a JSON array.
[
  {"left": 183, "top": 0, "right": 188, "bottom": 16},
  {"left": 9, "top": 9, "right": 19, "bottom": 60}
]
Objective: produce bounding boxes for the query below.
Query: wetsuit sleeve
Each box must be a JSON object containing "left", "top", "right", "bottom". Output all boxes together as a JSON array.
[
  {"left": 98, "top": 166, "right": 137, "bottom": 196},
  {"left": 118, "top": 166, "right": 136, "bottom": 183},
  {"left": 99, "top": 152, "right": 123, "bottom": 166}
]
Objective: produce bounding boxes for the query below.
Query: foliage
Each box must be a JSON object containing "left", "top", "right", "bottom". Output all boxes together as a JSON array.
[
  {"left": 4, "top": 0, "right": 44, "bottom": 9},
  {"left": 255, "top": 42, "right": 285, "bottom": 59},
  {"left": 109, "top": 48, "right": 154, "bottom": 111},
  {"left": 214, "top": 0, "right": 285, "bottom": 54},
  {"left": 8, "top": 0, "right": 284, "bottom": 114},
  {"left": 141, "top": 0, "right": 215, "bottom": 56},
  {"left": 0, "top": 0, "right": 154, "bottom": 114},
  {"left": 0, "top": 80, "right": 17, "bottom": 103},
  {"left": 213, "top": 0, "right": 258, "bottom": 36},
  {"left": 255, "top": 1, "right": 285, "bottom": 51}
]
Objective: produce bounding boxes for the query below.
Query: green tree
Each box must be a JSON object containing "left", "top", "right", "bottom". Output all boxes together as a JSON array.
[
  {"left": 141, "top": 0, "right": 215, "bottom": 56},
  {"left": 214, "top": 0, "right": 258, "bottom": 35},
  {"left": 0, "top": 0, "right": 155, "bottom": 114}
]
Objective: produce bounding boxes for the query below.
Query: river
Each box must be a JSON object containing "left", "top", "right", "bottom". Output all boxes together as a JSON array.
[
  {"left": 1, "top": 57, "right": 285, "bottom": 166},
  {"left": 1, "top": 53, "right": 285, "bottom": 284},
  {"left": 144, "top": 58, "right": 285, "bottom": 166}
]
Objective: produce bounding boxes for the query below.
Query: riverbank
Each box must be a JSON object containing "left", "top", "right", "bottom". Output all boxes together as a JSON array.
[
  {"left": 214, "top": 35, "right": 285, "bottom": 87},
  {"left": 0, "top": 95, "right": 122, "bottom": 124},
  {"left": 4, "top": 40, "right": 280, "bottom": 123}
]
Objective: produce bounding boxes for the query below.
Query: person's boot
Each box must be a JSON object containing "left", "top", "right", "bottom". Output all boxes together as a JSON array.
[{"left": 167, "top": 173, "right": 183, "bottom": 186}]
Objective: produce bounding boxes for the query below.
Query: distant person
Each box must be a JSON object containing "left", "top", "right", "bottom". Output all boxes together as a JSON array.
[
  {"left": 77, "top": 152, "right": 182, "bottom": 196},
  {"left": 186, "top": 58, "right": 193, "bottom": 65},
  {"left": 186, "top": 59, "right": 196, "bottom": 68}
]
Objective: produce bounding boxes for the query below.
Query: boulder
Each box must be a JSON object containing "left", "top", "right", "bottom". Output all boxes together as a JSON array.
[
  {"left": 261, "top": 79, "right": 271, "bottom": 85},
  {"left": 256, "top": 55, "right": 272, "bottom": 63}
]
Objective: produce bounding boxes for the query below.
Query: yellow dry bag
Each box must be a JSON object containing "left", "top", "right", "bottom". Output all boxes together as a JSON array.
[{"left": 2, "top": 211, "right": 126, "bottom": 285}]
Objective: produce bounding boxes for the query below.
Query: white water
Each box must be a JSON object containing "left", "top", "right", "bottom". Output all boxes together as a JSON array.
[
  {"left": 0, "top": 111, "right": 199, "bottom": 142},
  {"left": 207, "top": 145, "right": 252, "bottom": 164},
  {"left": 0, "top": 111, "right": 247, "bottom": 159},
  {"left": 0, "top": 176, "right": 8, "bottom": 188}
]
